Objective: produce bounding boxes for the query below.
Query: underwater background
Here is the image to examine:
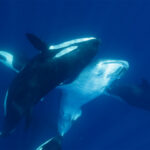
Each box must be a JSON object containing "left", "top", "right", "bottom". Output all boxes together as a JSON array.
[{"left": 0, "top": 0, "right": 150, "bottom": 149}]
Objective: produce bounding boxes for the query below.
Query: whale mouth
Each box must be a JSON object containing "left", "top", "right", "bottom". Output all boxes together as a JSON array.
[
  {"left": 96, "top": 60, "right": 129, "bottom": 79},
  {"left": 98, "top": 60, "right": 129, "bottom": 70},
  {"left": 85, "top": 59, "right": 130, "bottom": 91},
  {"left": 106, "top": 60, "right": 129, "bottom": 80}
]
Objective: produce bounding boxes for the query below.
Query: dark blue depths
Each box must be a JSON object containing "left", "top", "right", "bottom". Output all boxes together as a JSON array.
[{"left": 0, "top": 0, "right": 150, "bottom": 149}]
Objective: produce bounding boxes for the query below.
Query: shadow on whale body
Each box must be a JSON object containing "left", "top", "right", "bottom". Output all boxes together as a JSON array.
[
  {"left": 36, "top": 59, "right": 129, "bottom": 150},
  {"left": 0, "top": 34, "right": 100, "bottom": 136}
]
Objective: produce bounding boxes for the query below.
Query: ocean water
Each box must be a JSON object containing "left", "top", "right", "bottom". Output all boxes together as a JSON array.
[{"left": 0, "top": 0, "right": 150, "bottom": 150}]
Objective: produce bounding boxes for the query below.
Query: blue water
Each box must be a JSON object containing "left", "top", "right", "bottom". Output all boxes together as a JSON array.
[{"left": 0, "top": 0, "right": 150, "bottom": 149}]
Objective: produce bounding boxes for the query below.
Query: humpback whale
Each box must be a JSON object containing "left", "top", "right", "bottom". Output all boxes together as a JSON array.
[
  {"left": 0, "top": 34, "right": 100, "bottom": 136},
  {"left": 107, "top": 79, "right": 150, "bottom": 111},
  {"left": 36, "top": 59, "right": 129, "bottom": 150}
]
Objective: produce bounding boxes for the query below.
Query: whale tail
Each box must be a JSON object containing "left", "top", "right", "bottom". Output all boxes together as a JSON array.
[{"left": 36, "top": 135, "right": 62, "bottom": 150}]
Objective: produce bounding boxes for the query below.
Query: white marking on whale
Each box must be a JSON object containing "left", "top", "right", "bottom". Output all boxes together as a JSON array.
[
  {"left": 54, "top": 46, "right": 78, "bottom": 58},
  {"left": 49, "top": 37, "right": 96, "bottom": 50}
]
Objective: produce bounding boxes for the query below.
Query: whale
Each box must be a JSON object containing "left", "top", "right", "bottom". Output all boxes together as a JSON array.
[
  {"left": 0, "top": 34, "right": 100, "bottom": 136},
  {"left": 36, "top": 59, "right": 129, "bottom": 150}
]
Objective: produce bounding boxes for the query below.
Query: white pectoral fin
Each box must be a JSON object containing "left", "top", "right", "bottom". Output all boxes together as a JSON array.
[{"left": 0, "top": 51, "right": 25, "bottom": 73}]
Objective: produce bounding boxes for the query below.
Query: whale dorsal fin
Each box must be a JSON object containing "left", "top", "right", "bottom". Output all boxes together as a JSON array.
[{"left": 26, "top": 33, "right": 48, "bottom": 52}]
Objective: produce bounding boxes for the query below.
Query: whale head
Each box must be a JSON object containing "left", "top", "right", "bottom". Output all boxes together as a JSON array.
[
  {"left": 88, "top": 59, "right": 129, "bottom": 92},
  {"left": 58, "top": 59, "right": 129, "bottom": 136}
]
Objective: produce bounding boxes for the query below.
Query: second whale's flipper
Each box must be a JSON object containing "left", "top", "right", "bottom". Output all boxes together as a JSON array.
[
  {"left": 0, "top": 51, "right": 27, "bottom": 72},
  {"left": 36, "top": 135, "right": 62, "bottom": 150}
]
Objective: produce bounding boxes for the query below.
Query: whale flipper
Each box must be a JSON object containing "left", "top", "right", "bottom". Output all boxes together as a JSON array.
[
  {"left": 36, "top": 135, "right": 62, "bottom": 150},
  {"left": 26, "top": 33, "right": 48, "bottom": 52}
]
